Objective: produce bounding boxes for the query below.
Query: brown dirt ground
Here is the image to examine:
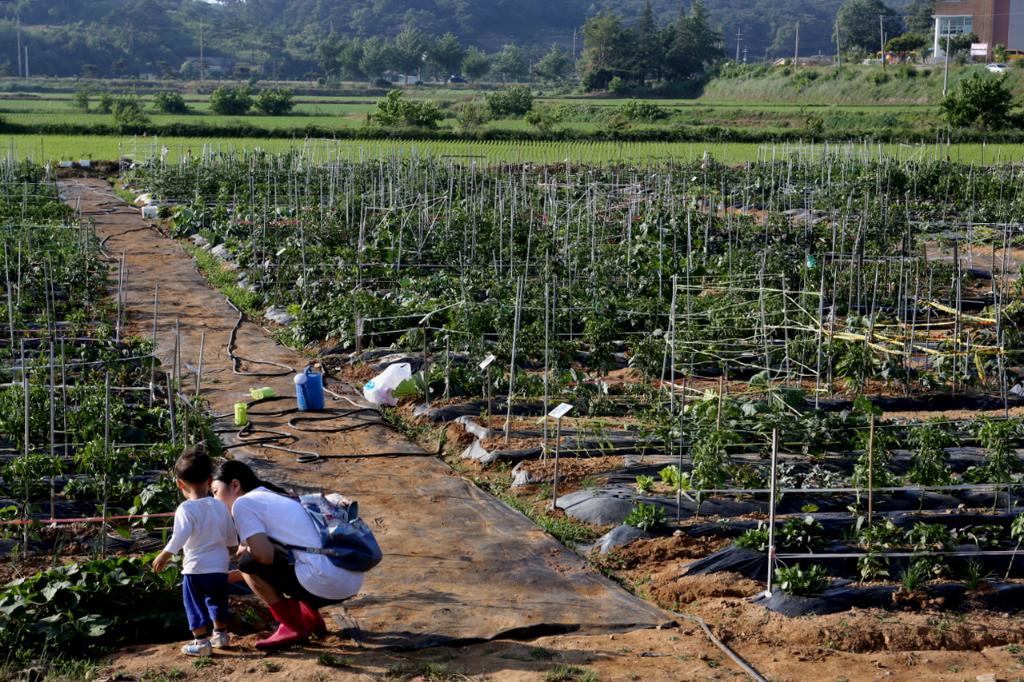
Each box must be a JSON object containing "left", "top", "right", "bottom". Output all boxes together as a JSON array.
[{"left": 519, "top": 455, "right": 626, "bottom": 484}]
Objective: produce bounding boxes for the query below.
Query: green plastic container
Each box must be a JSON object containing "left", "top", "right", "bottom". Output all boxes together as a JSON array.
[
  {"left": 249, "top": 387, "right": 276, "bottom": 401},
  {"left": 234, "top": 402, "right": 248, "bottom": 427}
]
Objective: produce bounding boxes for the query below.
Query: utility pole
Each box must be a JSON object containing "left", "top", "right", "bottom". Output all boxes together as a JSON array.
[
  {"left": 836, "top": 20, "right": 843, "bottom": 68},
  {"left": 23, "top": 46, "right": 28, "bottom": 79},
  {"left": 199, "top": 20, "right": 205, "bottom": 83},
  {"left": 943, "top": 32, "right": 951, "bottom": 97},
  {"left": 735, "top": 28, "right": 743, "bottom": 62},
  {"left": 16, "top": 13, "right": 22, "bottom": 79},
  {"left": 879, "top": 14, "right": 886, "bottom": 69},
  {"left": 794, "top": 21, "right": 800, "bottom": 65}
]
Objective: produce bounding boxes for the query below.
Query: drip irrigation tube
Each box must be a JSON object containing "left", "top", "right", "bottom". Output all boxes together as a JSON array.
[
  {"left": 225, "top": 299, "right": 294, "bottom": 377},
  {"left": 671, "top": 611, "right": 767, "bottom": 682}
]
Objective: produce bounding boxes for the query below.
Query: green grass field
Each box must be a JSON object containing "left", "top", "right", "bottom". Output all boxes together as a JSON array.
[{"left": 6, "top": 134, "right": 1024, "bottom": 165}]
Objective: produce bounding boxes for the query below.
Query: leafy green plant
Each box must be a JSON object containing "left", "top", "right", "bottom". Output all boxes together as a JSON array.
[
  {"left": 658, "top": 465, "right": 690, "bottom": 490},
  {"left": 906, "top": 422, "right": 954, "bottom": 486},
  {"left": 905, "top": 523, "right": 953, "bottom": 552},
  {"left": 962, "top": 559, "right": 990, "bottom": 591},
  {"left": 958, "top": 524, "right": 1003, "bottom": 548},
  {"left": 778, "top": 516, "right": 826, "bottom": 552},
  {"left": 624, "top": 502, "right": 666, "bottom": 532},
  {"left": 735, "top": 523, "right": 770, "bottom": 552},
  {"left": 899, "top": 559, "right": 932, "bottom": 593},
  {"left": 776, "top": 564, "right": 829, "bottom": 596},
  {"left": 858, "top": 550, "right": 890, "bottom": 582},
  {"left": 976, "top": 418, "right": 1019, "bottom": 484},
  {"left": 0, "top": 554, "right": 185, "bottom": 664},
  {"left": 857, "top": 520, "right": 903, "bottom": 549},
  {"left": 544, "top": 664, "right": 597, "bottom": 682},
  {"left": 634, "top": 475, "right": 655, "bottom": 494},
  {"left": 691, "top": 428, "right": 736, "bottom": 504},
  {"left": 1006, "top": 512, "right": 1024, "bottom": 579}
]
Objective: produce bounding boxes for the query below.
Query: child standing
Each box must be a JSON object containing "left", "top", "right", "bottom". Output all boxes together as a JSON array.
[{"left": 152, "top": 450, "right": 237, "bottom": 656}]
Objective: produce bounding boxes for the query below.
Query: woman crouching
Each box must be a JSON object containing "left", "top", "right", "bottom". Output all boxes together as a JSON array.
[{"left": 211, "top": 460, "right": 363, "bottom": 649}]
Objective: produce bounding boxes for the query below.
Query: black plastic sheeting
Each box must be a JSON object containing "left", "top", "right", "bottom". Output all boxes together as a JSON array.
[
  {"left": 753, "top": 581, "right": 1024, "bottom": 617},
  {"left": 680, "top": 510, "right": 1022, "bottom": 541},
  {"left": 412, "top": 392, "right": 1024, "bottom": 428},
  {"left": 558, "top": 483, "right": 1018, "bottom": 526},
  {"left": 685, "top": 545, "right": 768, "bottom": 581},
  {"left": 687, "top": 539, "right": 1024, "bottom": 584},
  {"left": 817, "top": 392, "right": 1024, "bottom": 413},
  {"left": 584, "top": 524, "right": 652, "bottom": 555}
]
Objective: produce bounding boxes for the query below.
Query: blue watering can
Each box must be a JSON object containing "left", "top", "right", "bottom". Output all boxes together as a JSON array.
[{"left": 294, "top": 366, "right": 325, "bottom": 412}]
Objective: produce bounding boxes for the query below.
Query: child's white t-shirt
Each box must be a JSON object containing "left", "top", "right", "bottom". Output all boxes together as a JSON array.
[
  {"left": 164, "top": 497, "right": 237, "bottom": 574},
  {"left": 232, "top": 487, "right": 363, "bottom": 600}
]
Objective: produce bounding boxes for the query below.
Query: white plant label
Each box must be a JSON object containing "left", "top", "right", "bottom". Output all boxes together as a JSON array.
[
  {"left": 548, "top": 403, "right": 573, "bottom": 419},
  {"left": 479, "top": 354, "right": 496, "bottom": 370}
]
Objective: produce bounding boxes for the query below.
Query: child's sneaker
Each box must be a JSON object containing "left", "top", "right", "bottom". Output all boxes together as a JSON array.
[
  {"left": 210, "top": 630, "right": 231, "bottom": 648},
  {"left": 181, "top": 638, "right": 212, "bottom": 656}
]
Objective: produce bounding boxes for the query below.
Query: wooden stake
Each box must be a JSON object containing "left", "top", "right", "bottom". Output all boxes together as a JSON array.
[{"left": 867, "top": 414, "right": 875, "bottom": 527}]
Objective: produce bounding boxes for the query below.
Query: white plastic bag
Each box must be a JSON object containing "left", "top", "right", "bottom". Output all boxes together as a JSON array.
[{"left": 362, "top": 362, "right": 412, "bottom": 406}]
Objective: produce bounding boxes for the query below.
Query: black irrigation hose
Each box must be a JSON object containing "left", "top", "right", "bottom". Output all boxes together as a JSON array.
[
  {"left": 216, "top": 395, "right": 440, "bottom": 464},
  {"left": 224, "top": 298, "right": 294, "bottom": 378}
]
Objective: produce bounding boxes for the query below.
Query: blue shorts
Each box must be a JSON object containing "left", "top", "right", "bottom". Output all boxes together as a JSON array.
[{"left": 182, "top": 573, "right": 230, "bottom": 632}]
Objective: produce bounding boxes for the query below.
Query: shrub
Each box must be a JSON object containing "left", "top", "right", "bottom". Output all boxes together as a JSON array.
[
  {"left": 617, "top": 100, "right": 668, "bottom": 123},
  {"left": 607, "top": 76, "right": 627, "bottom": 94},
  {"left": 152, "top": 91, "right": 189, "bottom": 114},
  {"left": 624, "top": 502, "right": 666, "bottom": 531},
  {"left": 253, "top": 88, "right": 295, "bottom": 116},
  {"left": 95, "top": 92, "right": 115, "bottom": 114},
  {"left": 870, "top": 71, "right": 890, "bottom": 85},
  {"left": 941, "top": 73, "right": 1015, "bottom": 130},
  {"left": 486, "top": 86, "right": 533, "bottom": 117},
  {"left": 209, "top": 86, "right": 253, "bottom": 116},
  {"left": 72, "top": 89, "right": 91, "bottom": 112},
  {"left": 372, "top": 90, "right": 444, "bottom": 129},
  {"left": 111, "top": 97, "right": 150, "bottom": 128},
  {"left": 524, "top": 105, "right": 561, "bottom": 133},
  {"left": 776, "top": 564, "right": 829, "bottom": 596},
  {"left": 456, "top": 99, "right": 491, "bottom": 132}
]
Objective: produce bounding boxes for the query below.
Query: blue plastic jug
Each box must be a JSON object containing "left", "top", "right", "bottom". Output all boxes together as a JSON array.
[{"left": 295, "top": 367, "right": 325, "bottom": 412}]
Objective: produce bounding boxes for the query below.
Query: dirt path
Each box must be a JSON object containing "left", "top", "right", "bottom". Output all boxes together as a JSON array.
[
  {"left": 58, "top": 177, "right": 668, "bottom": 644},
  {"left": 55, "top": 179, "right": 1024, "bottom": 682}
]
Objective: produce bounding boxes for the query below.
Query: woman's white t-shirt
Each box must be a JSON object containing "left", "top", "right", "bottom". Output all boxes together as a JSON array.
[{"left": 231, "top": 487, "right": 363, "bottom": 600}]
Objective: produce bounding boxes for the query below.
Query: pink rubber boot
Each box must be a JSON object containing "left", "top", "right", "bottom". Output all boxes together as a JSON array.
[
  {"left": 255, "top": 599, "right": 308, "bottom": 650},
  {"left": 299, "top": 601, "right": 328, "bottom": 638}
]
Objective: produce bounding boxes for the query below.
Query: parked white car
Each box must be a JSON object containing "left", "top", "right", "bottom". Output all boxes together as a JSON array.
[{"left": 987, "top": 63, "right": 1009, "bottom": 73}]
